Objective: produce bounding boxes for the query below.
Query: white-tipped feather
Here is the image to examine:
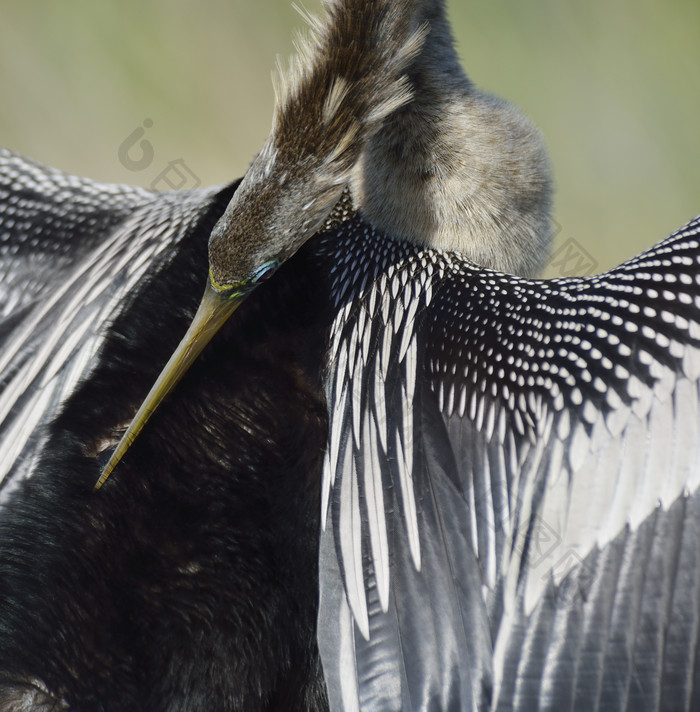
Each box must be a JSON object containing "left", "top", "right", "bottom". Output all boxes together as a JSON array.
[
  {"left": 339, "top": 438, "right": 370, "bottom": 639},
  {"left": 363, "top": 411, "right": 390, "bottom": 611}
]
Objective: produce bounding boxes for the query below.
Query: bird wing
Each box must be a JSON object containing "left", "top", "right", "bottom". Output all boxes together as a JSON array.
[
  {"left": 0, "top": 149, "right": 229, "bottom": 494},
  {"left": 317, "top": 211, "right": 700, "bottom": 711}
]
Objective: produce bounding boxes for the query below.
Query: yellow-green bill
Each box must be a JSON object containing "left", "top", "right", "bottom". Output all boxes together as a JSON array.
[{"left": 94, "top": 279, "right": 245, "bottom": 490}]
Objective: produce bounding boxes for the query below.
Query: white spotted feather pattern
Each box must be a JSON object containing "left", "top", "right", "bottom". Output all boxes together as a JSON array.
[{"left": 317, "top": 191, "right": 700, "bottom": 711}]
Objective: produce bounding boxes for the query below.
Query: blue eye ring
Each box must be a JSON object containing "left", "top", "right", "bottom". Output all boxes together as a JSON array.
[
  {"left": 250, "top": 259, "right": 279, "bottom": 284},
  {"left": 209, "top": 259, "right": 280, "bottom": 297}
]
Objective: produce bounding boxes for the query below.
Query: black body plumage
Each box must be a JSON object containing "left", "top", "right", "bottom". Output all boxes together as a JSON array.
[{"left": 0, "top": 153, "right": 332, "bottom": 710}]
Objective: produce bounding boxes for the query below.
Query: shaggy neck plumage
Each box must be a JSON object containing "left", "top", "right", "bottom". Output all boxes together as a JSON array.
[{"left": 351, "top": 0, "right": 553, "bottom": 277}]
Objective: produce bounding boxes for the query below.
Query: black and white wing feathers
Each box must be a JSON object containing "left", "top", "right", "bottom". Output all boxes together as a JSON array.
[
  {"left": 318, "top": 218, "right": 494, "bottom": 711},
  {"left": 318, "top": 210, "right": 700, "bottom": 712},
  {"left": 0, "top": 149, "right": 233, "bottom": 493}
]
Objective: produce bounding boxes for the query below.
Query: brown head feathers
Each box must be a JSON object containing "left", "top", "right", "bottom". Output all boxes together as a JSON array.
[
  {"left": 209, "top": 0, "right": 427, "bottom": 288},
  {"left": 209, "top": 0, "right": 552, "bottom": 288}
]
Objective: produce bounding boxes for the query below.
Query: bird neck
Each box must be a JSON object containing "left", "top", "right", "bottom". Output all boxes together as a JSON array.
[
  {"left": 412, "top": 0, "right": 470, "bottom": 86},
  {"left": 351, "top": 0, "right": 553, "bottom": 278}
]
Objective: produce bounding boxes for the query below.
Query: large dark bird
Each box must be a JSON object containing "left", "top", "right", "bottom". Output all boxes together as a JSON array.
[{"left": 1, "top": 0, "right": 700, "bottom": 711}]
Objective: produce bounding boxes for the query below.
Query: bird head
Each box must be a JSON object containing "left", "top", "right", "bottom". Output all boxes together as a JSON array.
[
  {"left": 207, "top": 137, "right": 347, "bottom": 291},
  {"left": 95, "top": 0, "right": 426, "bottom": 489}
]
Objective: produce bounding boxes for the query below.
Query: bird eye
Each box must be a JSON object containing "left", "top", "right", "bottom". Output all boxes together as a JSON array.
[{"left": 251, "top": 260, "right": 279, "bottom": 285}]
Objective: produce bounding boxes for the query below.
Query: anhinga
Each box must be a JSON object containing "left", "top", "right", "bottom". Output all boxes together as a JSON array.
[{"left": 1, "top": 0, "right": 700, "bottom": 711}]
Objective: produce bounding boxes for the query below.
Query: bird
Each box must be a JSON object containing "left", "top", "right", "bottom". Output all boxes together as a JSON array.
[{"left": 1, "top": 2, "right": 700, "bottom": 712}]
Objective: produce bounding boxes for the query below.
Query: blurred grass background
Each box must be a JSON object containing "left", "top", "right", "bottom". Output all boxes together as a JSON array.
[{"left": 0, "top": 0, "right": 698, "bottom": 276}]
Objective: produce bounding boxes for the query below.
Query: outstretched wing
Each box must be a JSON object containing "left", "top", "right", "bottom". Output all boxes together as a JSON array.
[
  {"left": 0, "top": 149, "right": 232, "bottom": 493},
  {"left": 318, "top": 212, "right": 700, "bottom": 711}
]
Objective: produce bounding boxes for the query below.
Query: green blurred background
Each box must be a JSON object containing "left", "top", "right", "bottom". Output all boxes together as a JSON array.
[{"left": 1, "top": 0, "right": 698, "bottom": 276}]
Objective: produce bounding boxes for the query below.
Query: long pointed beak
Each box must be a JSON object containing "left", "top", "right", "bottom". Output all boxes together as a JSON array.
[{"left": 94, "top": 278, "right": 246, "bottom": 490}]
